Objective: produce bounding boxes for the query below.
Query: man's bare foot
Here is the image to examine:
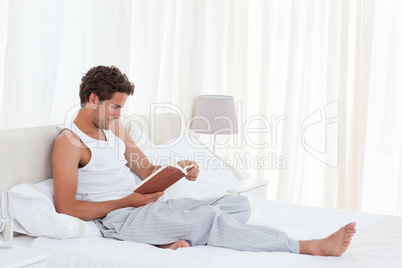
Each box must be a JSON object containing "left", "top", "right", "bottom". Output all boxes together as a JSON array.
[
  {"left": 299, "top": 222, "right": 357, "bottom": 256},
  {"left": 157, "top": 239, "right": 190, "bottom": 250}
]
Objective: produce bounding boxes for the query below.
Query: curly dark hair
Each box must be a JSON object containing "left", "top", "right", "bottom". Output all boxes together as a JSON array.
[{"left": 79, "top": 65, "right": 134, "bottom": 106}]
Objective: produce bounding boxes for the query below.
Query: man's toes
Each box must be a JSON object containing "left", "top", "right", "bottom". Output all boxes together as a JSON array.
[
  {"left": 344, "top": 233, "right": 352, "bottom": 238},
  {"left": 177, "top": 240, "right": 189, "bottom": 248},
  {"left": 345, "top": 232, "right": 355, "bottom": 239},
  {"left": 346, "top": 227, "right": 356, "bottom": 234}
]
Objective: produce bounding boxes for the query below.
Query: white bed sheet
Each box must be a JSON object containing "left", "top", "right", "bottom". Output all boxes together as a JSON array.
[
  {"left": 30, "top": 198, "right": 402, "bottom": 268},
  {"left": 13, "top": 235, "right": 36, "bottom": 247}
]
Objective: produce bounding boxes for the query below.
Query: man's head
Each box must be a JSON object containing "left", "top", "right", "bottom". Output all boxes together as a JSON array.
[
  {"left": 79, "top": 66, "right": 134, "bottom": 130},
  {"left": 79, "top": 65, "right": 134, "bottom": 106}
]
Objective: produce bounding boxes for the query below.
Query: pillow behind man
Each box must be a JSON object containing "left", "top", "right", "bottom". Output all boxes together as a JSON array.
[{"left": 2, "top": 179, "right": 101, "bottom": 239}]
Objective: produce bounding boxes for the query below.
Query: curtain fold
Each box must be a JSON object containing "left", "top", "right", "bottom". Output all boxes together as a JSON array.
[
  {"left": 344, "top": 0, "right": 374, "bottom": 212},
  {"left": 335, "top": 0, "right": 351, "bottom": 211},
  {"left": 0, "top": 0, "right": 9, "bottom": 110}
]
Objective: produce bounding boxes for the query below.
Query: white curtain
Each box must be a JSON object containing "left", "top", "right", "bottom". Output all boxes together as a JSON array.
[
  {"left": 0, "top": 0, "right": 401, "bottom": 216},
  {"left": 128, "top": 0, "right": 231, "bottom": 119},
  {"left": 127, "top": 0, "right": 402, "bottom": 216},
  {"left": 253, "top": 0, "right": 401, "bottom": 216},
  {"left": 360, "top": 0, "right": 402, "bottom": 215},
  {"left": 0, "top": 0, "right": 132, "bottom": 129}
]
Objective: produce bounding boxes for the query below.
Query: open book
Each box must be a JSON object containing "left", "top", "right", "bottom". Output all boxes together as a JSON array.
[{"left": 133, "top": 164, "right": 195, "bottom": 194}]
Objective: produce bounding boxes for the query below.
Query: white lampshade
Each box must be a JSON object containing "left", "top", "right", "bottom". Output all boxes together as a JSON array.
[{"left": 191, "top": 95, "right": 238, "bottom": 135}]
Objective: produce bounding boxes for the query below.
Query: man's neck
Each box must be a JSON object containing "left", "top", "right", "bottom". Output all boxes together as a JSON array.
[{"left": 73, "top": 109, "right": 107, "bottom": 141}]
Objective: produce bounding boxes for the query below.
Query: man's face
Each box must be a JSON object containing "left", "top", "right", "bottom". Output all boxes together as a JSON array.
[{"left": 95, "top": 92, "right": 128, "bottom": 130}]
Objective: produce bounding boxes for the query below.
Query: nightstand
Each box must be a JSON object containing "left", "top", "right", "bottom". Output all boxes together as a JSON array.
[
  {"left": 0, "top": 245, "right": 49, "bottom": 268},
  {"left": 227, "top": 178, "right": 269, "bottom": 199}
]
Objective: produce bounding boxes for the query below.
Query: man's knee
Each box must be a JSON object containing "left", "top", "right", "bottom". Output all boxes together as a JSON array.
[
  {"left": 237, "top": 195, "right": 250, "bottom": 207},
  {"left": 227, "top": 195, "right": 251, "bottom": 211},
  {"left": 237, "top": 196, "right": 251, "bottom": 222},
  {"left": 221, "top": 195, "right": 251, "bottom": 223}
]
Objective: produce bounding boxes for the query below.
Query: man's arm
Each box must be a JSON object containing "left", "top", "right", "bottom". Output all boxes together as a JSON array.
[
  {"left": 113, "top": 121, "right": 200, "bottom": 181},
  {"left": 52, "top": 130, "right": 163, "bottom": 221}
]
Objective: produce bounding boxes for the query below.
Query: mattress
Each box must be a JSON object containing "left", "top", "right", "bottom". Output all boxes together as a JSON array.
[{"left": 29, "top": 198, "right": 402, "bottom": 268}]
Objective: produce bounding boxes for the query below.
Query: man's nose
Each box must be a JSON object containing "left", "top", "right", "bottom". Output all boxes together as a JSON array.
[
  {"left": 113, "top": 108, "right": 121, "bottom": 119},
  {"left": 114, "top": 109, "right": 121, "bottom": 119}
]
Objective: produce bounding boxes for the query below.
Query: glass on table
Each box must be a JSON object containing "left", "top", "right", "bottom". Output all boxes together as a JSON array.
[{"left": 0, "top": 208, "right": 14, "bottom": 249}]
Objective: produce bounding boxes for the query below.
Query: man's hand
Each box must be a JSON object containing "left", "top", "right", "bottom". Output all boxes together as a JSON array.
[
  {"left": 122, "top": 191, "right": 165, "bottom": 208},
  {"left": 177, "top": 160, "right": 200, "bottom": 181}
]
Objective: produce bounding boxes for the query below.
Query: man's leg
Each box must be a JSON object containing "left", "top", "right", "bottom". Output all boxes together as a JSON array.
[
  {"left": 96, "top": 198, "right": 298, "bottom": 253},
  {"left": 147, "top": 195, "right": 249, "bottom": 250},
  {"left": 164, "top": 195, "right": 251, "bottom": 224},
  {"left": 96, "top": 198, "right": 356, "bottom": 255}
]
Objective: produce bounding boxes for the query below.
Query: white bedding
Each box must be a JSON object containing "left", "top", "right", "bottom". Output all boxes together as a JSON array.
[{"left": 27, "top": 197, "right": 402, "bottom": 268}]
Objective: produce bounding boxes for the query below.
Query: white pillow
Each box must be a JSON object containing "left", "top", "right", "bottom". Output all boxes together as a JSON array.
[
  {"left": 1, "top": 179, "right": 102, "bottom": 239},
  {"left": 143, "top": 134, "right": 250, "bottom": 199}
]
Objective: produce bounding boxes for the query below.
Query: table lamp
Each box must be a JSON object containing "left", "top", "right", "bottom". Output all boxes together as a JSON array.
[{"left": 190, "top": 95, "right": 238, "bottom": 152}]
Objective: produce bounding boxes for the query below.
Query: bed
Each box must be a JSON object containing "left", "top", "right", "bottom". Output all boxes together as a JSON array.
[{"left": 1, "top": 113, "right": 402, "bottom": 268}]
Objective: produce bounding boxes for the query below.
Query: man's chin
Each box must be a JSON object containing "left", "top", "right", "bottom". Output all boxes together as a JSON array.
[
  {"left": 104, "top": 119, "right": 115, "bottom": 130},
  {"left": 98, "top": 121, "right": 107, "bottom": 130}
]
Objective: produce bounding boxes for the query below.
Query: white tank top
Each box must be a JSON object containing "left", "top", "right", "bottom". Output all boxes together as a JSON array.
[{"left": 61, "top": 123, "right": 139, "bottom": 202}]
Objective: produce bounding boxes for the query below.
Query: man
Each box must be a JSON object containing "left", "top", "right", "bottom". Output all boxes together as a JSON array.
[{"left": 52, "top": 65, "right": 356, "bottom": 254}]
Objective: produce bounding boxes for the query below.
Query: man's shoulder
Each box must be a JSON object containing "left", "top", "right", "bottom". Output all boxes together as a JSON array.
[{"left": 54, "top": 128, "right": 86, "bottom": 149}]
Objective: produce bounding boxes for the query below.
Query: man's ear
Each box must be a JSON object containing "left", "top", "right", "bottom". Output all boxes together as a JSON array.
[{"left": 88, "top": 93, "right": 99, "bottom": 108}]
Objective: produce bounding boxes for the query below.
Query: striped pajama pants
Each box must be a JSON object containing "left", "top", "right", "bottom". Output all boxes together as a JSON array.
[{"left": 95, "top": 195, "right": 300, "bottom": 253}]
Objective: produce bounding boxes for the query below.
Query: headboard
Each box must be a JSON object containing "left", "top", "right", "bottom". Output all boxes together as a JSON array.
[
  {"left": 0, "top": 113, "right": 182, "bottom": 208},
  {"left": 0, "top": 125, "right": 56, "bottom": 197}
]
